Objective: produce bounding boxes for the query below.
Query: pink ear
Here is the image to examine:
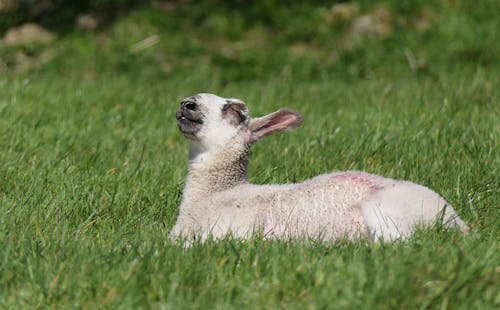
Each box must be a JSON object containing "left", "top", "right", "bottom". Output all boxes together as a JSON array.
[{"left": 249, "top": 109, "right": 303, "bottom": 143}]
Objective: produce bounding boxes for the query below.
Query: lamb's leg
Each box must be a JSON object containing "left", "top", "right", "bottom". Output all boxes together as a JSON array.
[{"left": 360, "top": 182, "right": 468, "bottom": 240}]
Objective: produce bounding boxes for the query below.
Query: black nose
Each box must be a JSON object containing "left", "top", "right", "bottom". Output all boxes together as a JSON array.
[{"left": 181, "top": 100, "right": 197, "bottom": 111}]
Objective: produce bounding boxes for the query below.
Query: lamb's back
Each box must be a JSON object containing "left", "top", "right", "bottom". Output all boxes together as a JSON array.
[
  {"left": 177, "top": 171, "right": 394, "bottom": 241},
  {"left": 204, "top": 171, "right": 390, "bottom": 240},
  {"left": 261, "top": 171, "right": 389, "bottom": 240}
]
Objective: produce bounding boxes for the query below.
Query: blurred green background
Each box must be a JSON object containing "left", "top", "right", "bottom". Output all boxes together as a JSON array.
[{"left": 1, "top": 0, "right": 498, "bottom": 81}]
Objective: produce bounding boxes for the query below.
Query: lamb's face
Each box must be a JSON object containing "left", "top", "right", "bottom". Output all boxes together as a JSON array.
[{"left": 176, "top": 93, "right": 250, "bottom": 154}]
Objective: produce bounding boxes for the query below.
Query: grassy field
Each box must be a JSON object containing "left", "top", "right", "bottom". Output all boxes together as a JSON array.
[{"left": 1, "top": 1, "right": 499, "bottom": 308}]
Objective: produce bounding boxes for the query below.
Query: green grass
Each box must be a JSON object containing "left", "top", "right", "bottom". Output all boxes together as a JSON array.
[{"left": 1, "top": 1, "right": 499, "bottom": 308}]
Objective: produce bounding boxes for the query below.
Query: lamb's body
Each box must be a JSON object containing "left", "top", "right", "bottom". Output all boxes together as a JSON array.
[
  {"left": 173, "top": 172, "right": 374, "bottom": 241},
  {"left": 171, "top": 93, "right": 468, "bottom": 243}
]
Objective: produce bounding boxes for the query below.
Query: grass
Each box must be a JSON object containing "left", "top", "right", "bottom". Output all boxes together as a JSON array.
[{"left": 1, "top": 1, "right": 499, "bottom": 308}]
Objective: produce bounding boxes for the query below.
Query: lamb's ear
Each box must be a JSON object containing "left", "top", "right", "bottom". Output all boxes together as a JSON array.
[
  {"left": 249, "top": 109, "right": 303, "bottom": 143},
  {"left": 222, "top": 100, "right": 249, "bottom": 125}
]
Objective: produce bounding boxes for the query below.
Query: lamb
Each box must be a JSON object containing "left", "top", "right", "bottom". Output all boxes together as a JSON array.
[{"left": 170, "top": 93, "right": 468, "bottom": 244}]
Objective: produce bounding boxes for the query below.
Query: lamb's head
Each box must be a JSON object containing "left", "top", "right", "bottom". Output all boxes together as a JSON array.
[{"left": 176, "top": 93, "right": 303, "bottom": 157}]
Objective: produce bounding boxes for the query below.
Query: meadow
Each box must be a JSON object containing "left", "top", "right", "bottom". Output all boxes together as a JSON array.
[{"left": 0, "top": 1, "right": 499, "bottom": 308}]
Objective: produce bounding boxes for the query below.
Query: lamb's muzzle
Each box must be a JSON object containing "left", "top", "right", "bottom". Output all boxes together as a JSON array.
[
  {"left": 176, "top": 97, "right": 204, "bottom": 136},
  {"left": 170, "top": 93, "right": 468, "bottom": 244}
]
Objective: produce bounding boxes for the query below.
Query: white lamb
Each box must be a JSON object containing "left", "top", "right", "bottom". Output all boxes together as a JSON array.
[{"left": 170, "top": 93, "right": 468, "bottom": 244}]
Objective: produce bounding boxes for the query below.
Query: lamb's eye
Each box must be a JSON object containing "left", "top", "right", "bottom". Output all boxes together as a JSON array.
[{"left": 181, "top": 101, "right": 197, "bottom": 110}]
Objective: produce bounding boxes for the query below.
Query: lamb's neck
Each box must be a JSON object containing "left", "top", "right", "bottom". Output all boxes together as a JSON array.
[{"left": 183, "top": 143, "right": 250, "bottom": 201}]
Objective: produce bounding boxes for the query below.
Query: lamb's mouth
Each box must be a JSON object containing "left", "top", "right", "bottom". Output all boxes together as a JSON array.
[{"left": 176, "top": 111, "right": 203, "bottom": 136}]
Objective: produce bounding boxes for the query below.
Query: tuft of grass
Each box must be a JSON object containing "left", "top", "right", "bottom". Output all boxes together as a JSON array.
[{"left": 1, "top": 1, "right": 499, "bottom": 308}]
